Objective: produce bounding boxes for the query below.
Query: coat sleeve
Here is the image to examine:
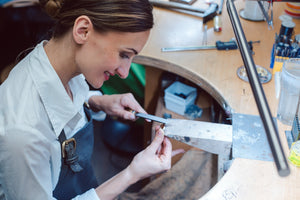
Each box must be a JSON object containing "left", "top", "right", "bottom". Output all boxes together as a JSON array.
[{"left": 0, "top": 125, "right": 56, "bottom": 200}]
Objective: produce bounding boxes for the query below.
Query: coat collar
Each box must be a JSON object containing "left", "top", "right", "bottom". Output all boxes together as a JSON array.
[{"left": 28, "top": 41, "right": 89, "bottom": 137}]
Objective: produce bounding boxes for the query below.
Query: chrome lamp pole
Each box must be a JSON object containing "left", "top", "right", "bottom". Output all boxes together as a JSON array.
[{"left": 226, "top": 0, "right": 290, "bottom": 177}]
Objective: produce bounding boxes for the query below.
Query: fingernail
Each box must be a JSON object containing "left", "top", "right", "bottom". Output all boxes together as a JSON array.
[
  {"left": 157, "top": 129, "right": 164, "bottom": 136},
  {"left": 130, "top": 114, "right": 136, "bottom": 120},
  {"left": 156, "top": 129, "right": 161, "bottom": 136}
]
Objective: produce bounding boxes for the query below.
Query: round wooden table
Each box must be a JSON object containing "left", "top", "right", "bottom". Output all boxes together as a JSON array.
[{"left": 133, "top": 1, "right": 300, "bottom": 199}]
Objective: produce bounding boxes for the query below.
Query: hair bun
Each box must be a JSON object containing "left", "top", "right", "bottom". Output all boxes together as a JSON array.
[{"left": 40, "top": 0, "right": 62, "bottom": 19}]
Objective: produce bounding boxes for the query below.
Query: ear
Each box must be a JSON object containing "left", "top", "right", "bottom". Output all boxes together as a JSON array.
[{"left": 73, "top": 16, "right": 93, "bottom": 44}]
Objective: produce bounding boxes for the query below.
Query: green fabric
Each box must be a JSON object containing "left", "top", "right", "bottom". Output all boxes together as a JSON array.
[{"left": 101, "top": 63, "right": 145, "bottom": 106}]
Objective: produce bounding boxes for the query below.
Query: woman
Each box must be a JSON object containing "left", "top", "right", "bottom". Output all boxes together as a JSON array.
[{"left": 0, "top": 0, "right": 182, "bottom": 199}]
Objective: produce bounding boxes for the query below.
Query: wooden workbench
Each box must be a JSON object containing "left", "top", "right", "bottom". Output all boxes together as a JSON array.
[{"left": 133, "top": 0, "right": 300, "bottom": 199}]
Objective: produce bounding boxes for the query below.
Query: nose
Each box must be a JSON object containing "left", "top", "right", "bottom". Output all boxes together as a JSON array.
[{"left": 116, "top": 62, "right": 131, "bottom": 79}]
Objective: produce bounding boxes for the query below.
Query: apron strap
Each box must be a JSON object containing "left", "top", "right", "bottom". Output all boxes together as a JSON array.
[
  {"left": 58, "top": 129, "right": 83, "bottom": 173},
  {"left": 57, "top": 103, "right": 91, "bottom": 173}
]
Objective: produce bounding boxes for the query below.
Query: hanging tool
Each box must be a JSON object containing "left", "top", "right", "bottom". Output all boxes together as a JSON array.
[
  {"left": 149, "top": 0, "right": 218, "bottom": 23},
  {"left": 202, "top": 24, "right": 208, "bottom": 45},
  {"left": 161, "top": 40, "right": 260, "bottom": 52},
  {"left": 257, "top": 0, "right": 274, "bottom": 29},
  {"left": 217, "top": 0, "right": 224, "bottom": 14}
]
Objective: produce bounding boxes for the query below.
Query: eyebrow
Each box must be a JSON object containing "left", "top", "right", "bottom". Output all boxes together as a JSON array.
[{"left": 126, "top": 48, "right": 138, "bottom": 55}]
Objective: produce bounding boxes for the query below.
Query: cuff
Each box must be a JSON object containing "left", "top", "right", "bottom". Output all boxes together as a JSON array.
[
  {"left": 86, "top": 90, "right": 107, "bottom": 121},
  {"left": 72, "top": 188, "right": 100, "bottom": 200},
  {"left": 86, "top": 90, "right": 103, "bottom": 102}
]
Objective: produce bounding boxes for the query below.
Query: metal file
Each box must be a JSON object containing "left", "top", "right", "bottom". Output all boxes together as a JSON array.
[{"left": 135, "top": 112, "right": 168, "bottom": 124}]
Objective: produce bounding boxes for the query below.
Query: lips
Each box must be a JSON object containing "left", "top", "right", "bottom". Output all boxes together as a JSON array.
[
  {"left": 104, "top": 71, "right": 111, "bottom": 81},
  {"left": 104, "top": 71, "right": 115, "bottom": 81}
]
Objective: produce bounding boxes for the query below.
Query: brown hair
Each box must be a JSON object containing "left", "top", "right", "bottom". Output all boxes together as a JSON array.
[{"left": 39, "top": 0, "right": 153, "bottom": 38}]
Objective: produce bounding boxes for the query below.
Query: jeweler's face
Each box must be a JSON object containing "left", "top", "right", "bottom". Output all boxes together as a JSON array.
[{"left": 75, "top": 30, "right": 150, "bottom": 89}]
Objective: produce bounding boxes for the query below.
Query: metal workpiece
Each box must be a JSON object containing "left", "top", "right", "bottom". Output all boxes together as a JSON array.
[
  {"left": 136, "top": 112, "right": 233, "bottom": 156},
  {"left": 164, "top": 119, "right": 233, "bottom": 156},
  {"left": 227, "top": 0, "right": 290, "bottom": 177}
]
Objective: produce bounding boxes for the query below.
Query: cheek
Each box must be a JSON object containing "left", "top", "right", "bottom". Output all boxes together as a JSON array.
[
  {"left": 84, "top": 70, "right": 105, "bottom": 89},
  {"left": 75, "top": 47, "right": 96, "bottom": 70},
  {"left": 104, "top": 51, "right": 121, "bottom": 67},
  {"left": 76, "top": 47, "right": 105, "bottom": 72},
  {"left": 74, "top": 56, "right": 103, "bottom": 87}
]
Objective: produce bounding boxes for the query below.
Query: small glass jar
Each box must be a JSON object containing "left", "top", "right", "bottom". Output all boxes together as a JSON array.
[{"left": 288, "top": 140, "right": 300, "bottom": 167}]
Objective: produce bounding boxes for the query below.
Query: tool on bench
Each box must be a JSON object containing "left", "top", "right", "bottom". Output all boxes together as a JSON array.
[
  {"left": 149, "top": 0, "right": 218, "bottom": 23},
  {"left": 161, "top": 40, "right": 260, "bottom": 52}
]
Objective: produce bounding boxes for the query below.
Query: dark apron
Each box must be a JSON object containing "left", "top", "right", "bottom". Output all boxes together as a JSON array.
[{"left": 53, "top": 106, "right": 98, "bottom": 200}]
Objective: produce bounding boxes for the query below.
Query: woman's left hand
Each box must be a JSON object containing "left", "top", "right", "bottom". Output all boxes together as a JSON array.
[
  {"left": 88, "top": 93, "right": 146, "bottom": 120},
  {"left": 126, "top": 126, "right": 185, "bottom": 182}
]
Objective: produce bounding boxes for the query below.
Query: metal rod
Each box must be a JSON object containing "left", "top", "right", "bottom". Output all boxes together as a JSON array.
[
  {"left": 161, "top": 45, "right": 216, "bottom": 52},
  {"left": 226, "top": 0, "right": 290, "bottom": 177}
]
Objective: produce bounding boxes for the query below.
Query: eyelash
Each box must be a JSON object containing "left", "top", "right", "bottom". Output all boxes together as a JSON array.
[{"left": 120, "top": 52, "right": 130, "bottom": 59}]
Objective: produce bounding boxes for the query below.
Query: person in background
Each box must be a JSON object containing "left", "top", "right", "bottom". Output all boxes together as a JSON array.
[{"left": 0, "top": 0, "right": 183, "bottom": 199}]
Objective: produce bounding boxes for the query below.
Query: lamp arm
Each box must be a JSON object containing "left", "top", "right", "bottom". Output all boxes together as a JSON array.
[{"left": 226, "top": 0, "right": 290, "bottom": 177}]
